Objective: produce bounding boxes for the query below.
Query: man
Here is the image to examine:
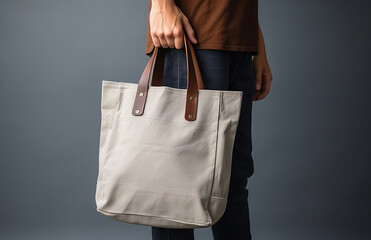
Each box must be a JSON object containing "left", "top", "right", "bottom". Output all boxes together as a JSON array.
[{"left": 146, "top": 0, "right": 273, "bottom": 239}]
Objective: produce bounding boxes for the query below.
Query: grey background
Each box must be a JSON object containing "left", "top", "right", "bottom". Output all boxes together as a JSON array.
[{"left": 0, "top": 0, "right": 370, "bottom": 239}]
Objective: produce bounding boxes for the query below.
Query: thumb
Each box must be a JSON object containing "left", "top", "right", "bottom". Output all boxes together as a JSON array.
[{"left": 181, "top": 15, "right": 198, "bottom": 44}]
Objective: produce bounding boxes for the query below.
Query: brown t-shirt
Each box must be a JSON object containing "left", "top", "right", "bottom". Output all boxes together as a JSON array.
[{"left": 145, "top": 0, "right": 259, "bottom": 56}]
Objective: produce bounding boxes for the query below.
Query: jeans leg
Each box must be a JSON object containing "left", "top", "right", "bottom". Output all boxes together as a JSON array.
[
  {"left": 149, "top": 48, "right": 254, "bottom": 240},
  {"left": 195, "top": 49, "right": 255, "bottom": 240},
  {"left": 209, "top": 51, "right": 254, "bottom": 240},
  {"left": 152, "top": 228, "right": 195, "bottom": 240}
]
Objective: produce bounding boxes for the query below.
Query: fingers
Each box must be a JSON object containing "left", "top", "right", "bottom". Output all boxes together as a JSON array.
[
  {"left": 253, "top": 80, "right": 268, "bottom": 101},
  {"left": 253, "top": 72, "right": 273, "bottom": 101},
  {"left": 164, "top": 28, "right": 175, "bottom": 48},
  {"left": 155, "top": 16, "right": 196, "bottom": 49},
  {"left": 149, "top": 6, "right": 197, "bottom": 49},
  {"left": 151, "top": 23, "right": 179, "bottom": 49},
  {"left": 181, "top": 15, "right": 198, "bottom": 45},
  {"left": 173, "top": 26, "right": 184, "bottom": 49},
  {"left": 157, "top": 32, "right": 169, "bottom": 48},
  {"left": 151, "top": 35, "right": 162, "bottom": 48},
  {"left": 254, "top": 67, "right": 262, "bottom": 92}
]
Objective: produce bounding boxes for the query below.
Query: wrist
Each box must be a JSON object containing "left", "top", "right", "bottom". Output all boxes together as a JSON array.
[{"left": 152, "top": 0, "right": 175, "bottom": 11}]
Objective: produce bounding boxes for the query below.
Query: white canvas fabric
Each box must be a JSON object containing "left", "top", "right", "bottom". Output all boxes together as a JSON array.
[{"left": 95, "top": 36, "right": 243, "bottom": 228}]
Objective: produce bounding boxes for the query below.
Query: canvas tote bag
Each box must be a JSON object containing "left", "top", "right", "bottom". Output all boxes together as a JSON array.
[{"left": 95, "top": 35, "right": 244, "bottom": 229}]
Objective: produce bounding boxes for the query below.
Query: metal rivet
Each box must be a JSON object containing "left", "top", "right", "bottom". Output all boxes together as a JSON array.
[
  {"left": 189, "top": 95, "right": 195, "bottom": 101},
  {"left": 188, "top": 114, "right": 193, "bottom": 119},
  {"left": 135, "top": 109, "right": 140, "bottom": 114},
  {"left": 139, "top": 92, "right": 144, "bottom": 96}
]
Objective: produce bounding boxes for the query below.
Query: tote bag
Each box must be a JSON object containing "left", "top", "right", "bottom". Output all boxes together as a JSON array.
[{"left": 95, "top": 35, "right": 244, "bottom": 229}]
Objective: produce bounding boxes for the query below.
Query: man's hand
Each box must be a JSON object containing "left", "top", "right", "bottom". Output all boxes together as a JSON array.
[
  {"left": 253, "top": 54, "right": 273, "bottom": 101},
  {"left": 150, "top": 0, "right": 198, "bottom": 49},
  {"left": 252, "top": 23, "right": 273, "bottom": 101}
]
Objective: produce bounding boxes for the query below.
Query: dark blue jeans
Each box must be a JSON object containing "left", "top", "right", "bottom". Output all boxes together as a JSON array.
[{"left": 147, "top": 47, "right": 255, "bottom": 240}]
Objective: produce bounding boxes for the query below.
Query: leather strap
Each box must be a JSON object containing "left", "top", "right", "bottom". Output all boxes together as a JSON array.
[{"left": 132, "top": 35, "right": 205, "bottom": 121}]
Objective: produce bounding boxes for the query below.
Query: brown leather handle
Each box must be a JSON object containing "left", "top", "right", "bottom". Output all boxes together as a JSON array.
[
  {"left": 151, "top": 35, "right": 204, "bottom": 89},
  {"left": 132, "top": 35, "right": 205, "bottom": 121}
]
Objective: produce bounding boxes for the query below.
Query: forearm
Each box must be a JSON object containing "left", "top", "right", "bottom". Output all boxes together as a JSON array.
[{"left": 257, "top": 22, "right": 267, "bottom": 57}]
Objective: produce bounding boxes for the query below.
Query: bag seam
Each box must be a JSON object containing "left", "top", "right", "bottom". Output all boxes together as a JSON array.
[{"left": 97, "top": 182, "right": 227, "bottom": 200}]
